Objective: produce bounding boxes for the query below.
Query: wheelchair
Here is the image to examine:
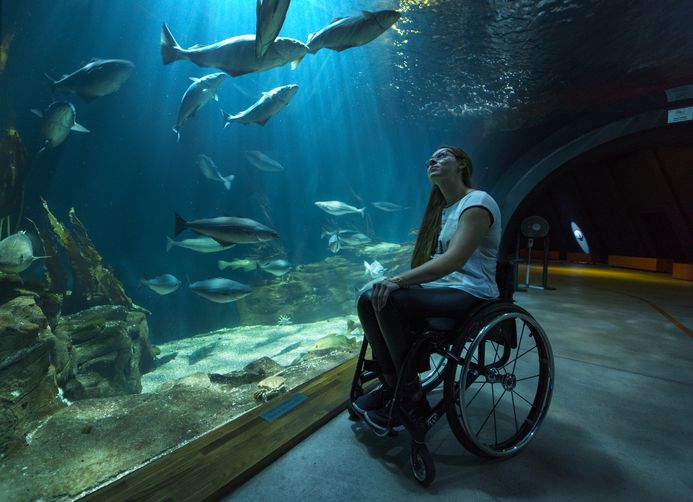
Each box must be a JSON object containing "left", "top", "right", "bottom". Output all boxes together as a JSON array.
[{"left": 348, "top": 262, "right": 555, "bottom": 486}]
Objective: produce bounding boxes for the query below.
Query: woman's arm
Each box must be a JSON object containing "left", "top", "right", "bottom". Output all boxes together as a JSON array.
[
  {"left": 395, "top": 206, "right": 491, "bottom": 286},
  {"left": 372, "top": 206, "right": 491, "bottom": 311}
]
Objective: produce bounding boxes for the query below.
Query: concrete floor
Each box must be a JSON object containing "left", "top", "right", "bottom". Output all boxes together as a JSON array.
[{"left": 225, "top": 263, "right": 693, "bottom": 501}]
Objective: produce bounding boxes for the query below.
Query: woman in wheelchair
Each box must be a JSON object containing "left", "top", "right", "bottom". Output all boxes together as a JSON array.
[{"left": 354, "top": 145, "right": 502, "bottom": 433}]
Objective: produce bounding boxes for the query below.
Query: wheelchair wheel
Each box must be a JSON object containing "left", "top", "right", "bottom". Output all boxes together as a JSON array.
[
  {"left": 420, "top": 352, "right": 447, "bottom": 392},
  {"left": 444, "top": 304, "right": 554, "bottom": 458},
  {"left": 410, "top": 443, "right": 435, "bottom": 486}
]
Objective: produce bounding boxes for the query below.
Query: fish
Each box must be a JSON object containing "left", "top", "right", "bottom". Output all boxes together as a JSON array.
[
  {"left": 0, "top": 231, "right": 49, "bottom": 273},
  {"left": 314, "top": 200, "right": 365, "bottom": 217},
  {"left": 189, "top": 278, "right": 253, "bottom": 303},
  {"left": 196, "top": 154, "right": 235, "bottom": 190},
  {"left": 363, "top": 259, "right": 386, "bottom": 278},
  {"left": 346, "top": 319, "right": 359, "bottom": 334},
  {"left": 160, "top": 23, "right": 308, "bottom": 77},
  {"left": 372, "top": 201, "right": 409, "bottom": 212},
  {"left": 0, "top": 32, "right": 15, "bottom": 74},
  {"left": 46, "top": 59, "right": 134, "bottom": 101},
  {"left": 139, "top": 273, "right": 181, "bottom": 295},
  {"left": 256, "top": 0, "right": 292, "bottom": 59},
  {"left": 173, "top": 73, "right": 226, "bottom": 142},
  {"left": 257, "top": 259, "right": 292, "bottom": 276},
  {"left": 166, "top": 235, "right": 235, "bottom": 253},
  {"left": 306, "top": 10, "right": 400, "bottom": 54},
  {"left": 218, "top": 258, "right": 257, "bottom": 271},
  {"left": 222, "top": 84, "right": 298, "bottom": 127},
  {"left": 244, "top": 150, "right": 284, "bottom": 172},
  {"left": 175, "top": 213, "right": 279, "bottom": 245},
  {"left": 30, "top": 101, "right": 89, "bottom": 154},
  {"left": 338, "top": 231, "right": 371, "bottom": 246},
  {"left": 328, "top": 233, "right": 340, "bottom": 253},
  {"left": 188, "top": 342, "right": 218, "bottom": 365}
]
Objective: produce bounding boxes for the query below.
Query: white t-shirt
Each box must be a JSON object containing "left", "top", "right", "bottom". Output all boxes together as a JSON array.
[{"left": 421, "top": 190, "right": 501, "bottom": 299}]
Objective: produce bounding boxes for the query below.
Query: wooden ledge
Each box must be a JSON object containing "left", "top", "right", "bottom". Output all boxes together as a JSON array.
[
  {"left": 82, "top": 358, "right": 358, "bottom": 501},
  {"left": 608, "top": 255, "right": 673, "bottom": 272}
]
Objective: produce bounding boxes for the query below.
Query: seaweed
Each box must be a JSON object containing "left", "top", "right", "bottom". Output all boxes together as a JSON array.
[{"left": 38, "top": 198, "right": 133, "bottom": 313}]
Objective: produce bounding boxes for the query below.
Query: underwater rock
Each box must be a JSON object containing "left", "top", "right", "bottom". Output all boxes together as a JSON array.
[
  {"left": 0, "top": 273, "right": 64, "bottom": 331},
  {"left": 208, "top": 356, "right": 285, "bottom": 387},
  {"left": 55, "top": 305, "right": 157, "bottom": 400},
  {"left": 39, "top": 199, "right": 134, "bottom": 313},
  {"left": 0, "top": 295, "right": 64, "bottom": 456}
]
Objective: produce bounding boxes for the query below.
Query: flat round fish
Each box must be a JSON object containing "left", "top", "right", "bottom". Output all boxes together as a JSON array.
[{"left": 190, "top": 278, "right": 252, "bottom": 303}]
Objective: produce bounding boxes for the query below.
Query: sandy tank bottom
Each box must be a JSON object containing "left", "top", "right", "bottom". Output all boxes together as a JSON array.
[{"left": 0, "top": 316, "right": 362, "bottom": 502}]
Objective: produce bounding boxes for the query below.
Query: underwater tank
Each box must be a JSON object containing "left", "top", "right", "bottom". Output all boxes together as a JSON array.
[{"left": 2, "top": 0, "right": 693, "bottom": 499}]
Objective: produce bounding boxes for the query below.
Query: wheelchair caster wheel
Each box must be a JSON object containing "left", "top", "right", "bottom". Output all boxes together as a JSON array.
[{"left": 410, "top": 443, "right": 435, "bottom": 487}]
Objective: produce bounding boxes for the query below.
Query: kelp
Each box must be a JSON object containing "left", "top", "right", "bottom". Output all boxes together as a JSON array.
[{"left": 39, "top": 198, "right": 133, "bottom": 312}]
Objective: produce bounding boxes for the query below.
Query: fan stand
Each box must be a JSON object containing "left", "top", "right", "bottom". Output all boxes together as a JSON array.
[{"left": 515, "top": 217, "right": 555, "bottom": 291}]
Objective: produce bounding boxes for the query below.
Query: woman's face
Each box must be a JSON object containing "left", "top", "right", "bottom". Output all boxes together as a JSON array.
[{"left": 426, "top": 148, "right": 461, "bottom": 183}]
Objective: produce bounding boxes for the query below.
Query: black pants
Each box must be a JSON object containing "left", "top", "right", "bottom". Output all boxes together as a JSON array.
[{"left": 357, "top": 287, "right": 483, "bottom": 382}]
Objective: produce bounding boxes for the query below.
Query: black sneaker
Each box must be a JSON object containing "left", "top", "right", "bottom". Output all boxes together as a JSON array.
[
  {"left": 352, "top": 384, "right": 393, "bottom": 416},
  {"left": 363, "top": 405, "right": 405, "bottom": 433},
  {"left": 364, "top": 397, "right": 433, "bottom": 434}
]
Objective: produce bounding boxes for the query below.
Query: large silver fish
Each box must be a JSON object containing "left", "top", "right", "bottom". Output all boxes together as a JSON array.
[
  {"left": 0, "top": 231, "right": 49, "bottom": 273},
  {"left": 139, "top": 274, "right": 181, "bottom": 295},
  {"left": 222, "top": 84, "right": 298, "bottom": 126},
  {"left": 190, "top": 277, "right": 252, "bottom": 303},
  {"left": 196, "top": 154, "right": 235, "bottom": 190},
  {"left": 306, "top": 10, "right": 400, "bottom": 54},
  {"left": 175, "top": 213, "right": 279, "bottom": 245},
  {"left": 244, "top": 150, "right": 284, "bottom": 172},
  {"left": 372, "top": 201, "right": 409, "bottom": 212},
  {"left": 173, "top": 72, "right": 226, "bottom": 142},
  {"left": 160, "top": 23, "right": 307, "bottom": 77},
  {"left": 30, "top": 101, "right": 89, "bottom": 154},
  {"left": 46, "top": 59, "right": 134, "bottom": 101},
  {"left": 315, "top": 200, "right": 365, "bottom": 217},
  {"left": 256, "top": 0, "right": 292, "bottom": 59},
  {"left": 166, "top": 236, "right": 235, "bottom": 253}
]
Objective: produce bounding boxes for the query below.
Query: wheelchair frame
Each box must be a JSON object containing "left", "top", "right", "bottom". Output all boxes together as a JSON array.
[{"left": 348, "top": 264, "right": 555, "bottom": 486}]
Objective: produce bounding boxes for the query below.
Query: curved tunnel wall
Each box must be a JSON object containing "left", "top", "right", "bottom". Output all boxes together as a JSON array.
[{"left": 490, "top": 106, "right": 693, "bottom": 262}]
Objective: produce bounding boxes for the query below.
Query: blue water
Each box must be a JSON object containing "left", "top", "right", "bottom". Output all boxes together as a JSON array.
[{"left": 0, "top": 0, "right": 472, "bottom": 341}]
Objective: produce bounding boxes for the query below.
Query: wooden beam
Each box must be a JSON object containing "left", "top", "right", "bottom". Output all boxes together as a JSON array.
[{"left": 81, "top": 358, "right": 358, "bottom": 501}]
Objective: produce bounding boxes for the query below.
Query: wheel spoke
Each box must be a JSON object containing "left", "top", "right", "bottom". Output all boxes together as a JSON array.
[
  {"left": 474, "top": 387, "right": 507, "bottom": 438},
  {"left": 500, "top": 344, "right": 538, "bottom": 372},
  {"left": 464, "top": 380, "right": 487, "bottom": 408},
  {"left": 511, "top": 388, "right": 534, "bottom": 407},
  {"left": 511, "top": 391, "right": 518, "bottom": 433},
  {"left": 511, "top": 320, "right": 528, "bottom": 374},
  {"left": 515, "top": 374, "right": 540, "bottom": 382}
]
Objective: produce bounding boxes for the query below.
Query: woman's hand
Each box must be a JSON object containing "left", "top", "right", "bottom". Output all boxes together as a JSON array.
[{"left": 371, "top": 278, "right": 400, "bottom": 312}]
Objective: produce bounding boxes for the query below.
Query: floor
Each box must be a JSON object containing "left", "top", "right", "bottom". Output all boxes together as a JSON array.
[{"left": 224, "top": 263, "right": 693, "bottom": 502}]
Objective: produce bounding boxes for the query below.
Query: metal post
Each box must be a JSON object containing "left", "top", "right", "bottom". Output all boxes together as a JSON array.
[{"left": 525, "top": 238, "right": 533, "bottom": 286}]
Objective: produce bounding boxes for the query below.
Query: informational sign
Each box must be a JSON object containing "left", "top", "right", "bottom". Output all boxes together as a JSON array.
[
  {"left": 259, "top": 393, "right": 308, "bottom": 423},
  {"left": 667, "top": 106, "right": 693, "bottom": 123}
]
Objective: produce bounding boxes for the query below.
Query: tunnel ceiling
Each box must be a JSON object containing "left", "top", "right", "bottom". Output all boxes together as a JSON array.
[
  {"left": 393, "top": 0, "right": 693, "bottom": 168},
  {"left": 391, "top": 0, "right": 693, "bottom": 260}
]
